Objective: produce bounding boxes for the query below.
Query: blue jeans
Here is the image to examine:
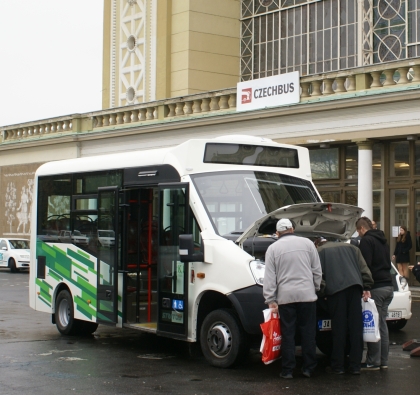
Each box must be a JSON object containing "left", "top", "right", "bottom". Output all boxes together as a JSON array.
[
  {"left": 278, "top": 302, "right": 317, "bottom": 374},
  {"left": 365, "top": 286, "right": 394, "bottom": 366}
]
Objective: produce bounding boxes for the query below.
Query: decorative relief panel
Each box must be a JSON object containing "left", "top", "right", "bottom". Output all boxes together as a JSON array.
[
  {"left": 114, "top": 0, "right": 156, "bottom": 107},
  {"left": 1, "top": 163, "right": 42, "bottom": 237}
]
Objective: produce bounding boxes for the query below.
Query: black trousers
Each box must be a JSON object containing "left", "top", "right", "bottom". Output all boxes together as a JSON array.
[
  {"left": 278, "top": 301, "right": 317, "bottom": 374},
  {"left": 326, "top": 285, "right": 363, "bottom": 372}
]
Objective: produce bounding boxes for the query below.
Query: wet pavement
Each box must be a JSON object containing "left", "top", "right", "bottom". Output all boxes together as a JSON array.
[{"left": 1, "top": 269, "right": 420, "bottom": 395}]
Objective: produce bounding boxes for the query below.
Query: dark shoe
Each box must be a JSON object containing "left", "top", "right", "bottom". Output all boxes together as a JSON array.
[
  {"left": 349, "top": 370, "right": 361, "bottom": 375},
  {"left": 326, "top": 366, "right": 344, "bottom": 375},
  {"left": 280, "top": 372, "right": 293, "bottom": 379},
  {"left": 361, "top": 363, "right": 380, "bottom": 371},
  {"left": 380, "top": 364, "right": 388, "bottom": 369},
  {"left": 302, "top": 370, "right": 311, "bottom": 378}
]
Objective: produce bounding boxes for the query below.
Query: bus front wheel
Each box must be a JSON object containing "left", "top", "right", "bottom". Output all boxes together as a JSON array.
[{"left": 200, "top": 308, "right": 249, "bottom": 368}]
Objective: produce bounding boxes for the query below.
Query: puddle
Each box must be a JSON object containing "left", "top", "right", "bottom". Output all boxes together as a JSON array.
[{"left": 137, "top": 353, "right": 175, "bottom": 360}]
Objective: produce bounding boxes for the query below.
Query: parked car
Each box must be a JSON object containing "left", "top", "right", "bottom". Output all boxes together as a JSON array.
[
  {"left": 233, "top": 202, "right": 412, "bottom": 354},
  {"left": 37, "top": 230, "right": 59, "bottom": 242},
  {"left": 97, "top": 230, "right": 115, "bottom": 247},
  {"left": 58, "top": 230, "right": 89, "bottom": 245},
  {"left": 0, "top": 238, "right": 30, "bottom": 272},
  {"left": 387, "top": 263, "right": 412, "bottom": 330}
]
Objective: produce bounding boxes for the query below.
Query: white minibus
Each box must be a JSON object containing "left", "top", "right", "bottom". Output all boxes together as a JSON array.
[{"left": 30, "top": 135, "right": 357, "bottom": 367}]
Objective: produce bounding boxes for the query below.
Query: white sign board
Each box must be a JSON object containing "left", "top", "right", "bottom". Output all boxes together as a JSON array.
[
  {"left": 392, "top": 226, "right": 400, "bottom": 237},
  {"left": 236, "top": 71, "right": 300, "bottom": 112}
]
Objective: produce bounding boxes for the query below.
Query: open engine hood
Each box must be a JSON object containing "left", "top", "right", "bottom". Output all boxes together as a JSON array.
[{"left": 235, "top": 202, "right": 364, "bottom": 245}]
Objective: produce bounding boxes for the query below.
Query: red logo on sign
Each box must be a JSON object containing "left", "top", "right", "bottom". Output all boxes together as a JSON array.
[{"left": 241, "top": 88, "right": 252, "bottom": 104}]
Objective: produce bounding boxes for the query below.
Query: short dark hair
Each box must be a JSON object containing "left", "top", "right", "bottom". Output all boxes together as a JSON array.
[{"left": 356, "top": 217, "right": 373, "bottom": 230}]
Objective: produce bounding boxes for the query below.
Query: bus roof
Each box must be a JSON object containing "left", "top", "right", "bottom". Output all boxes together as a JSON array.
[{"left": 35, "top": 135, "right": 312, "bottom": 180}]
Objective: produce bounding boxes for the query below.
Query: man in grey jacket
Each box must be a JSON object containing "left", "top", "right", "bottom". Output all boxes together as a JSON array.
[
  {"left": 316, "top": 239, "right": 373, "bottom": 375},
  {"left": 263, "top": 218, "right": 322, "bottom": 379}
]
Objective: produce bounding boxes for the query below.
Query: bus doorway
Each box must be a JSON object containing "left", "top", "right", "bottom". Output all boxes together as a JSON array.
[
  {"left": 124, "top": 187, "right": 159, "bottom": 331},
  {"left": 123, "top": 183, "right": 190, "bottom": 339}
]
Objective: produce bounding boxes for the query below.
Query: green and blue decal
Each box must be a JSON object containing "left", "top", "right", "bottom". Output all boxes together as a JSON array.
[{"left": 36, "top": 240, "right": 98, "bottom": 321}]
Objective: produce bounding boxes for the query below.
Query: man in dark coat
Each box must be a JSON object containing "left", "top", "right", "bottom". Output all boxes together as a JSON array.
[
  {"left": 356, "top": 217, "right": 394, "bottom": 371},
  {"left": 316, "top": 238, "right": 373, "bottom": 375}
]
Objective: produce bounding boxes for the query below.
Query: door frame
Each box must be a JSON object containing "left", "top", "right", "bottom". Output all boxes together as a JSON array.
[
  {"left": 96, "top": 186, "right": 119, "bottom": 325},
  {"left": 156, "top": 182, "right": 190, "bottom": 339}
]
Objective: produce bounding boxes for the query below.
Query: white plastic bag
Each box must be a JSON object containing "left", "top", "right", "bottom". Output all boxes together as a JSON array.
[{"left": 361, "top": 298, "right": 380, "bottom": 343}]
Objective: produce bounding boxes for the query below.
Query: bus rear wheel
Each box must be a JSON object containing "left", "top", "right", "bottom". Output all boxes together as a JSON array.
[
  {"left": 200, "top": 308, "right": 249, "bottom": 368},
  {"left": 55, "top": 290, "right": 98, "bottom": 335},
  {"left": 56, "top": 290, "right": 78, "bottom": 335}
]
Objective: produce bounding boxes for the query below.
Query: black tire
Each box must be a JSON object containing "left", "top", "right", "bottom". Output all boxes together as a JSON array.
[
  {"left": 55, "top": 290, "right": 79, "bottom": 335},
  {"left": 200, "top": 308, "right": 249, "bottom": 368},
  {"left": 387, "top": 319, "right": 407, "bottom": 331},
  {"left": 9, "top": 258, "right": 19, "bottom": 273},
  {"left": 79, "top": 321, "right": 99, "bottom": 335},
  {"left": 316, "top": 330, "right": 333, "bottom": 356},
  {"left": 55, "top": 290, "right": 98, "bottom": 336},
  {"left": 315, "top": 327, "right": 350, "bottom": 357}
]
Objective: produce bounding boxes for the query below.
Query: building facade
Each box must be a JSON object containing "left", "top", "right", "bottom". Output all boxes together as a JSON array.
[{"left": 1, "top": 0, "right": 420, "bottom": 281}]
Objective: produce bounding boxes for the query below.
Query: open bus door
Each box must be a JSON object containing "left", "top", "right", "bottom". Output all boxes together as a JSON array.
[
  {"left": 157, "top": 183, "right": 189, "bottom": 339},
  {"left": 96, "top": 186, "right": 120, "bottom": 325}
]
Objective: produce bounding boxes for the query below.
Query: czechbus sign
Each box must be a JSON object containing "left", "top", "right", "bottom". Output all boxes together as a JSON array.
[{"left": 236, "top": 71, "right": 300, "bottom": 112}]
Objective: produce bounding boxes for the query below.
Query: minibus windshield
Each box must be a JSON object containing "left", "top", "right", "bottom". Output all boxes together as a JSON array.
[{"left": 191, "top": 171, "right": 320, "bottom": 236}]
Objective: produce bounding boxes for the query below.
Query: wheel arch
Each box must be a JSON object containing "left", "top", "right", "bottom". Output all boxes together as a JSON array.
[
  {"left": 52, "top": 283, "right": 71, "bottom": 321},
  {"left": 196, "top": 291, "right": 234, "bottom": 341}
]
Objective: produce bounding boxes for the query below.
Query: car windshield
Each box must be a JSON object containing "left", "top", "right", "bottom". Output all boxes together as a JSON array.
[
  {"left": 9, "top": 240, "right": 30, "bottom": 249},
  {"left": 191, "top": 171, "right": 320, "bottom": 235},
  {"left": 99, "top": 230, "right": 115, "bottom": 237},
  {"left": 73, "top": 230, "right": 83, "bottom": 236}
]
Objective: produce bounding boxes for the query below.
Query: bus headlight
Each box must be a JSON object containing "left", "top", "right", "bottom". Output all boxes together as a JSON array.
[{"left": 250, "top": 260, "right": 265, "bottom": 286}]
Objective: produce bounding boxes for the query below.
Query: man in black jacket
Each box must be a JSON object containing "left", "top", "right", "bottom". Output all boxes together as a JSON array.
[
  {"left": 316, "top": 239, "right": 373, "bottom": 375},
  {"left": 356, "top": 217, "right": 394, "bottom": 371}
]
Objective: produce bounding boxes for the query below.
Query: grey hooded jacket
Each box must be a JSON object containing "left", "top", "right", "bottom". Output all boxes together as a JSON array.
[{"left": 263, "top": 233, "right": 322, "bottom": 306}]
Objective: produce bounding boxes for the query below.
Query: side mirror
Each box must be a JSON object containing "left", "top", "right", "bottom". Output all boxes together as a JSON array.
[{"left": 179, "top": 234, "right": 204, "bottom": 263}]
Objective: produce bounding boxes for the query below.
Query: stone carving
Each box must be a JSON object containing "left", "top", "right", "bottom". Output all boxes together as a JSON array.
[{"left": 5, "top": 182, "right": 17, "bottom": 233}]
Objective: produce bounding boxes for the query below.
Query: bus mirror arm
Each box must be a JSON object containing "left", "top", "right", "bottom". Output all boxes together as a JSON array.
[{"left": 179, "top": 234, "right": 204, "bottom": 263}]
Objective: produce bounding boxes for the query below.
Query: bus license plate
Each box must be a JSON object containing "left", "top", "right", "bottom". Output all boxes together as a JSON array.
[
  {"left": 318, "top": 319, "right": 331, "bottom": 331},
  {"left": 386, "top": 311, "right": 402, "bottom": 320}
]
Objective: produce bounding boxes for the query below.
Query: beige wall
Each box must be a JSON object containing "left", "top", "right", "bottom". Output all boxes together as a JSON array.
[
  {"left": 102, "top": 0, "right": 241, "bottom": 104},
  {"left": 170, "top": 0, "right": 240, "bottom": 96}
]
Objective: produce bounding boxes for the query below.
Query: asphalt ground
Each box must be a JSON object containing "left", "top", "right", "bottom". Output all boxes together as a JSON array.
[{"left": 1, "top": 269, "right": 420, "bottom": 395}]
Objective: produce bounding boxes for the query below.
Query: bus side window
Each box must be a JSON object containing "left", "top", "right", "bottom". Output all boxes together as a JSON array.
[
  {"left": 190, "top": 212, "right": 202, "bottom": 251},
  {"left": 37, "top": 175, "right": 72, "bottom": 242}
]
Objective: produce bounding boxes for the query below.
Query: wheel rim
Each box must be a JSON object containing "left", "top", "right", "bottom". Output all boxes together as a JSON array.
[
  {"left": 206, "top": 321, "right": 232, "bottom": 358},
  {"left": 58, "top": 299, "right": 70, "bottom": 327}
]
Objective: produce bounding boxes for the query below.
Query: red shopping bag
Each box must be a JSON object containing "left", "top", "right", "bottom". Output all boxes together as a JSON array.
[{"left": 260, "top": 309, "right": 281, "bottom": 365}]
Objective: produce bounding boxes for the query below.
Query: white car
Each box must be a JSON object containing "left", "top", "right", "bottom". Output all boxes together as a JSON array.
[
  {"left": 97, "top": 230, "right": 115, "bottom": 247},
  {"left": 0, "top": 238, "right": 30, "bottom": 272},
  {"left": 387, "top": 263, "right": 412, "bottom": 330},
  {"left": 58, "top": 230, "right": 89, "bottom": 245}
]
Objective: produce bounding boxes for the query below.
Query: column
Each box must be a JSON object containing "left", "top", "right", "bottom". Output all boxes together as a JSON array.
[{"left": 356, "top": 140, "right": 374, "bottom": 220}]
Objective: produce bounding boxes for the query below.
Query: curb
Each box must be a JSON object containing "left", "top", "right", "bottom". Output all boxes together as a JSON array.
[{"left": 410, "top": 286, "right": 420, "bottom": 298}]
